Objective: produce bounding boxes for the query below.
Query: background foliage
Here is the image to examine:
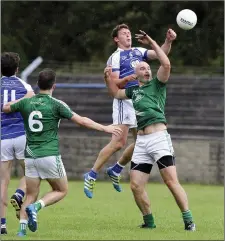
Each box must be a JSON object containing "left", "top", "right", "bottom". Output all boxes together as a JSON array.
[{"left": 2, "top": 1, "right": 224, "bottom": 70}]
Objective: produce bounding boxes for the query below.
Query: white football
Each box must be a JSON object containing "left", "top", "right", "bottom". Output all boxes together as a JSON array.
[{"left": 176, "top": 9, "right": 197, "bottom": 30}]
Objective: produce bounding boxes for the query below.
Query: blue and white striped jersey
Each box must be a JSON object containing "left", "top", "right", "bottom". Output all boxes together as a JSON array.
[
  {"left": 1, "top": 75, "right": 33, "bottom": 140},
  {"left": 107, "top": 47, "right": 148, "bottom": 89}
]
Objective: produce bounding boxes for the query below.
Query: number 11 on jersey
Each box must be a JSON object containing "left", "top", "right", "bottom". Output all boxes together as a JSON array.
[{"left": 4, "top": 89, "right": 16, "bottom": 105}]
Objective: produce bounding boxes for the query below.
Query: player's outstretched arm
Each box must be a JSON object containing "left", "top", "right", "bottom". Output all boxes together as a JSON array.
[
  {"left": 109, "top": 71, "right": 137, "bottom": 89},
  {"left": 104, "top": 66, "right": 128, "bottom": 99},
  {"left": 2, "top": 104, "right": 12, "bottom": 113},
  {"left": 136, "top": 31, "right": 171, "bottom": 83},
  {"left": 145, "top": 29, "right": 177, "bottom": 60},
  {"left": 2, "top": 90, "right": 35, "bottom": 113},
  {"left": 71, "top": 113, "right": 123, "bottom": 136}
]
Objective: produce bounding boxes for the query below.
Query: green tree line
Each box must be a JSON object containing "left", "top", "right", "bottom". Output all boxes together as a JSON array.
[{"left": 2, "top": 1, "right": 224, "bottom": 70}]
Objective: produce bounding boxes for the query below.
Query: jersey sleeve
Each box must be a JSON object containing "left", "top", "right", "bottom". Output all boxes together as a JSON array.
[
  {"left": 10, "top": 99, "right": 26, "bottom": 112},
  {"left": 136, "top": 47, "right": 148, "bottom": 61},
  {"left": 24, "top": 82, "right": 33, "bottom": 91},
  {"left": 153, "top": 77, "right": 166, "bottom": 88},
  {"left": 125, "top": 86, "right": 135, "bottom": 99},
  {"left": 57, "top": 100, "right": 74, "bottom": 119},
  {"left": 19, "top": 78, "right": 33, "bottom": 92},
  {"left": 107, "top": 52, "right": 120, "bottom": 72}
]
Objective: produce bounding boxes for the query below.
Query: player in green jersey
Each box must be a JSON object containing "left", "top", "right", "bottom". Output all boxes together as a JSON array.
[
  {"left": 3, "top": 68, "right": 123, "bottom": 237},
  {"left": 103, "top": 30, "right": 196, "bottom": 231}
]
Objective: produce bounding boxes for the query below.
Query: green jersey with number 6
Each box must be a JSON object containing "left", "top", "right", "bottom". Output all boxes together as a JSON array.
[
  {"left": 10, "top": 93, "right": 74, "bottom": 158},
  {"left": 125, "top": 77, "right": 167, "bottom": 131}
]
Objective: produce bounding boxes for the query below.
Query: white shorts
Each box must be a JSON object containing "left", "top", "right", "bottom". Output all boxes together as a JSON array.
[
  {"left": 1, "top": 135, "right": 26, "bottom": 161},
  {"left": 112, "top": 98, "right": 137, "bottom": 128},
  {"left": 25, "top": 155, "right": 66, "bottom": 179},
  {"left": 131, "top": 130, "right": 174, "bottom": 165}
]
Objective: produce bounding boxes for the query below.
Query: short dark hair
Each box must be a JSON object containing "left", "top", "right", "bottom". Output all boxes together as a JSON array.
[
  {"left": 1, "top": 52, "right": 20, "bottom": 77},
  {"left": 111, "top": 23, "right": 130, "bottom": 38},
  {"left": 37, "top": 68, "right": 56, "bottom": 90}
]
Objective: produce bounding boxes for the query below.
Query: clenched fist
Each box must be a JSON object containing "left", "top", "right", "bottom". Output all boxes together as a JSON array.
[{"left": 166, "top": 29, "right": 177, "bottom": 42}]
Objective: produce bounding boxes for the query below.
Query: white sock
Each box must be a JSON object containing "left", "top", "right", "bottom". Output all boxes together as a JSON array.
[
  {"left": 20, "top": 219, "right": 28, "bottom": 224},
  {"left": 19, "top": 219, "right": 28, "bottom": 230},
  {"left": 117, "top": 162, "right": 125, "bottom": 168}
]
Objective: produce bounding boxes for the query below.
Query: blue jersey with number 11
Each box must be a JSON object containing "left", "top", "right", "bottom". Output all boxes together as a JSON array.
[{"left": 1, "top": 76, "right": 33, "bottom": 140}]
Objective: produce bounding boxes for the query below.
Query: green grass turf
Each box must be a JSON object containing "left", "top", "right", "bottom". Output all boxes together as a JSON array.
[{"left": 2, "top": 180, "right": 224, "bottom": 240}]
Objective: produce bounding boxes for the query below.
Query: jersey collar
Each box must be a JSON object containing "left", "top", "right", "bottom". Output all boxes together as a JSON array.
[
  {"left": 117, "top": 47, "right": 133, "bottom": 51},
  {"left": 1, "top": 75, "right": 16, "bottom": 78}
]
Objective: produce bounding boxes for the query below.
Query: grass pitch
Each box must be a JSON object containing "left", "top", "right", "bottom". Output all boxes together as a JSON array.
[{"left": 2, "top": 180, "right": 224, "bottom": 240}]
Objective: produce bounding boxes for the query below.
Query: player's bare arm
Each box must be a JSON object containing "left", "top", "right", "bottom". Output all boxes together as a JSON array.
[
  {"left": 136, "top": 31, "right": 171, "bottom": 83},
  {"left": 104, "top": 66, "right": 128, "bottom": 99},
  {"left": 145, "top": 29, "right": 177, "bottom": 60},
  {"left": 71, "top": 113, "right": 123, "bottom": 136},
  {"left": 109, "top": 71, "right": 137, "bottom": 89},
  {"left": 2, "top": 90, "right": 35, "bottom": 113}
]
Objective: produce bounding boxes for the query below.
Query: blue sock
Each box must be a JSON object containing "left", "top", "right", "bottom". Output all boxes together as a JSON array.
[
  {"left": 15, "top": 189, "right": 25, "bottom": 202},
  {"left": 89, "top": 169, "right": 97, "bottom": 179},
  {"left": 1, "top": 218, "right": 6, "bottom": 225},
  {"left": 111, "top": 162, "right": 124, "bottom": 174}
]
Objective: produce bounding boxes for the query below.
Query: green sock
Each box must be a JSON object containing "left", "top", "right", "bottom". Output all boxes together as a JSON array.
[
  {"left": 34, "top": 199, "right": 45, "bottom": 212},
  {"left": 18, "top": 219, "right": 27, "bottom": 234},
  {"left": 143, "top": 213, "right": 156, "bottom": 228},
  {"left": 182, "top": 210, "right": 193, "bottom": 223},
  {"left": 34, "top": 202, "right": 41, "bottom": 212}
]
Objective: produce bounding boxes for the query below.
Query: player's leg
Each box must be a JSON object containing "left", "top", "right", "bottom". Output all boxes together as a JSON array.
[
  {"left": 18, "top": 176, "right": 41, "bottom": 236},
  {"left": 129, "top": 135, "right": 156, "bottom": 228},
  {"left": 17, "top": 157, "right": 41, "bottom": 236},
  {"left": 106, "top": 100, "right": 137, "bottom": 192},
  {"left": 158, "top": 159, "right": 195, "bottom": 231},
  {"left": 0, "top": 160, "right": 13, "bottom": 234},
  {"left": 152, "top": 130, "right": 195, "bottom": 231},
  {"left": 35, "top": 176, "right": 68, "bottom": 210},
  {"left": 84, "top": 124, "right": 129, "bottom": 198},
  {"left": 0, "top": 138, "right": 14, "bottom": 234},
  {"left": 10, "top": 160, "right": 26, "bottom": 219},
  {"left": 118, "top": 127, "right": 137, "bottom": 165},
  {"left": 107, "top": 127, "right": 137, "bottom": 191},
  {"left": 25, "top": 155, "right": 68, "bottom": 233},
  {"left": 10, "top": 135, "right": 27, "bottom": 218}
]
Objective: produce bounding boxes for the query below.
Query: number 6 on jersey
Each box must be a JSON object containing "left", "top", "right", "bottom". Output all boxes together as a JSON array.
[{"left": 28, "top": 111, "right": 43, "bottom": 132}]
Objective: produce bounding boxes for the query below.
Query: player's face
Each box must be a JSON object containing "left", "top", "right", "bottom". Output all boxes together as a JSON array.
[
  {"left": 136, "top": 63, "right": 152, "bottom": 84},
  {"left": 115, "top": 28, "right": 132, "bottom": 49}
]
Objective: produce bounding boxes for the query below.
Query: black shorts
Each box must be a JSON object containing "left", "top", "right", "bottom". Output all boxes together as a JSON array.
[{"left": 130, "top": 155, "right": 175, "bottom": 174}]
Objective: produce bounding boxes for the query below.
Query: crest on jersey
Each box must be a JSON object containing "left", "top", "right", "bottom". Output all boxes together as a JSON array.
[
  {"left": 132, "top": 89, "right": 145, "bottom": 103},
  {"left": 134, "top": 50, "right": 142, "bottom": 56},
  {"left": 130, "top": 58, "right": 140, "bottom": 69}
]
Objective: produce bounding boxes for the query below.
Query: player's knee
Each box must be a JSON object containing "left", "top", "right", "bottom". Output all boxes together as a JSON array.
[
  {"left": 111, "top": 139, "right": 126, "bottom": 151},
  {"left": 61, "top": 185, "right": 68, "bottom": 197},
  {"left": 164, "top": 179, "right": 179, "bottom": 189},
  {"left": 130, "top": 180, "right": 144, "bottom": 194}
]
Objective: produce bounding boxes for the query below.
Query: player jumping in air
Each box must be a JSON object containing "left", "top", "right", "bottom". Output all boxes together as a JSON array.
[
  {"left": 103, "top": 30, "right": 196, "bottom": 231},
  {"left": 84, "top": 23, "right": 177, "bottom": 198},
  {"left": 3, "top": 68, "right": 123, "bottom": 237}
]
